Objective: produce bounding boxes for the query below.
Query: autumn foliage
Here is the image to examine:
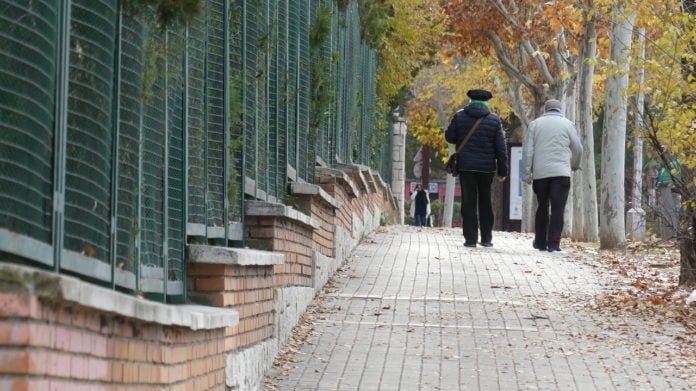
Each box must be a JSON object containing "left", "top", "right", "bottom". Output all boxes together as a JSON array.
[
  {"left": 410, "top": 0, "right": 696, "bottom": 284},
  {"left": 408, "top": 56, "right": 510, "bottom": 159}
]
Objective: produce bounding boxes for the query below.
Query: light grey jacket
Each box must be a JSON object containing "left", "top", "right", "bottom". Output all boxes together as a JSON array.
[{"left": 522, "top": 111, "right": 583, "bottom": 181}]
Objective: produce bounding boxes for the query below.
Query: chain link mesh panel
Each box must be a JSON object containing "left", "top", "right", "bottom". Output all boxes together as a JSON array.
[
  {"left": 332, "top": 9, "right": 345, "bottom": 166},
  {"left": 267, "top": 0, "right": 284, "bottom": 199},
  {"left": 241, "top": 0, "right": 270, "bottom": 198},
  {"left": 186, "top": 11, "right": 207, "bottom": 227},
  {"left": 287, "top": 1, "right": 299, "bottom": 172},
  {"left": 0, "top": 0, "right": 56, "bottom": 243},
  {"left": 64, "top": 0, "right": 116, "bottom": 263},
  {"left": 297, "top": 0, "right": 311, "bottom": 182},
  {"left": 115, "top": 13, "right": 144, "bottom": 275},
  {"left": 275, "top": 1, "right": 288, "bottom": 199},
  {"left": 206, "top": 0, "right": 226, "bottom": 228},
  {"left": 337, "top": 8, "right": 352, "bottom": 164},
  {"left": 0, "top": 0, "right": 386, "bottom": 302},
  {"left": 243, "top": 0, "right": 259, "bottom": 189},
  {"left": 358, "top": 45, "right": 368, "bottom": 164},
  {"left": 228, "top": 1, "right": 244, "bottom": 223},
  {"left": 350, "top": 11, "right": 363, "bottom": 164},
  {"left": 256, "top": 2, "right": 269, "bottom": 197},
  {"left": 140, "top": 25, "right": 166, "bottom": 272},
  {"left": 313, "top": 0, "right": 334, "bottom": 166},
  {"left": 326, "top": 2, "right": 339, "bottom": 166},
  {"left": 166, "top": 28, "right": 186, "bottom": 292}
]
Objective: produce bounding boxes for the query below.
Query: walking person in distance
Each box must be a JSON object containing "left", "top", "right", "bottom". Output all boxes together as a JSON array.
[
  {"left": 445, "top": 89, "right": 508, "bottom": 247},
  {"left": 412, "top": 184, "right": 430, "bottom": 227},
  {"left": 522, "top": 99, "right": 583, "bottom": 252}
]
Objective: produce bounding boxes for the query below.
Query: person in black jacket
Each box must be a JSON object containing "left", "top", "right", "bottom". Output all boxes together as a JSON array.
[
  {"left": 445, "top": 89, "right": 508, "bottom": 247},
  {"left": 412, "top": 184, "right": 430, "bottom": 227}
]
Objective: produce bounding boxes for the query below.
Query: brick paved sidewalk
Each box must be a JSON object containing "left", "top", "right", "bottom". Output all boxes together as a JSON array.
[{"left": 264, "top": 226, "right": 694, "bottom": 391}]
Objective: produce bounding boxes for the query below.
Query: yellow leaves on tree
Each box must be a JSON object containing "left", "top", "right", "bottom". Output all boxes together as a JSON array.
[
  {"left": 631, "top": 1, "right": 696, "bottom": 286},
  {"left": 374, "top": 0, "right": 448, "bottom": 110},
  {"left": 440, "top": 0, "right": 600, "bottom": 118},
  {"left": 407, "top": 55, "right": 510, "bottom": 160},
  {"left": 636, "top": 5, "right": 696, "bottom": 172},
  {"left": 442, "top": 0, "right": 584, "bottom": 56}
]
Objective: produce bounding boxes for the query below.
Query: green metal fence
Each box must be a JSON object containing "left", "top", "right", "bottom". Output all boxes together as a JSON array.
[{"left": 0, "top": 0, "right": 389, "bottom": 303}]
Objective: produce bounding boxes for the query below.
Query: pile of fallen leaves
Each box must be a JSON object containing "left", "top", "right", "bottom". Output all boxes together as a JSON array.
[
  {"left": 577, "top": 239, "right": 695, "bottom": 332},
  {"left": 270, "top": 302, "right": 321, "bottom": 373},
  {"left": 569, "top": 239, "right": 696, "bottom": 384},
  {"left": 265, "top": 276, "right": 341, "bottom": 390}
]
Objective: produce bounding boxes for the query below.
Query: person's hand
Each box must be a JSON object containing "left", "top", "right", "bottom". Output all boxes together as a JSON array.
[
  {"left": 497, "top": 176, "right": 506, "bottom": 183},
  {"left": 525, "top": 178, "right": 533, "bottom": 184}
]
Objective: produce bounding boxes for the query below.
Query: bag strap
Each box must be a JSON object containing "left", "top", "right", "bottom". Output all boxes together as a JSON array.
[{"left": 454, "top": 115, "right": 486, "bottom": 154}]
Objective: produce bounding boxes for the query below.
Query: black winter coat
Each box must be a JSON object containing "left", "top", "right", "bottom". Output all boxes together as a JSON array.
[
  {"left": 414, "top": 190, "right": 429, "bottom": 215},
  {"left": 445, "top": 103, "right": 508, "bottom": 177}
]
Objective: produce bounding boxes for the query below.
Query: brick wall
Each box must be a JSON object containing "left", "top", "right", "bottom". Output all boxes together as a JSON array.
[
  {"left": 187, "top": 263, "right": 275, "bottom": 353},
  {"left": 295, "top": 195, "right": 336, "bottom": 258},
  {"left": 319, "top": 177, "right": 353, "bottom": 233},
  {"left": 245, "top": 216, "right": 314, "bottom": 288},
  {"left": 0, "top": 168, "right": 395, "bottom": 391},
  {"left": 0, "top": 293, "right": 226, "bottom": 391}
]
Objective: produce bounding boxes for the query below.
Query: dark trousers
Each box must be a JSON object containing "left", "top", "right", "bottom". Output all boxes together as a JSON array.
[
  {"left": 459, "top": 171, "right": 495, "bottom": 245},
  {"left": 532, "top": 176, "right": 571, "bottom": 249}
]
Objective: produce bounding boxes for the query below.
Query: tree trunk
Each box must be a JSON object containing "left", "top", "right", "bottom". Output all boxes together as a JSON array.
[
  {"left": 679, "top": 0, "right": 696, "bottom": 286},
  {"left": 680, "top": 207, "right": 696, "bottom": 287},
  {"left": 521, "top": 102, "right": 543, "bottom": 234},
  {"left": 562, "top": 91, "right": 577, "bottom": 237},
  {"left": 434, "top": 94, "right": 455, "bottom": 228},
  {"left": 573, "top": 1, "right": 599, "bottom": 242},
  {"left": 391, "top": 118, "right": 408, "bottom": 224},
  {"left": 626, "top": 28, "right": 646, "bottom": 241},
  {"left": 599, "top": 4, "right": 635, "bottom": 249},
  {"left": 443, "top": 144, "right": 456, "bottom": 227}
]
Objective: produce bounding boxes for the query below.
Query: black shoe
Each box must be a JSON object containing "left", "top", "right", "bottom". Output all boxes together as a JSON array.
[
  {"left": 464, "top": 242, "right": 477, "bottom": 248},
  {"left": 533, "top": 240, "right": 547, "bottom": 251},
  {"left": 480, "top": 242, "right": 493, "bottom": 247},
  {"left": 547, "top": 247, "right": 565, "bottom": 253}
]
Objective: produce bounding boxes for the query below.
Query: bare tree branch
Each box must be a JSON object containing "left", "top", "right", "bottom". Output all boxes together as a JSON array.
[
  {"left": 487, "top": 0, "right": 523, "bottom": 29},
  {"left": 520, "top": 40, "right": 556, "bottom": 87},
  {"left": 487, "top": 29, "right": 537, "bottom": 91}
]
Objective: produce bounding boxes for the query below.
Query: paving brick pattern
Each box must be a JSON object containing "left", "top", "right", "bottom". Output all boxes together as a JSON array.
[{"left": 266, "top": 226, "right": 694, "bottom": 390}]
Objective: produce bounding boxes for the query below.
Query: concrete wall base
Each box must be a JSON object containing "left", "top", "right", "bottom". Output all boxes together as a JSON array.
[
  {"left": 314, "top": 252, "right": 343, "bottom": 292},
  {"left": 224, "top": 285, "right": 318, "bottom": 391},
  {"left": 226, "top": 338, "right": 278, "bottom": 391},
  {"left": 273, "top": 286, "right": 316, "bottom": 350}
]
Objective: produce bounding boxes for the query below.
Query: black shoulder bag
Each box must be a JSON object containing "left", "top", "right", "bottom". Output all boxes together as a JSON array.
[{"left": 445, "top": 115, "right": 486, "bottom": 176}]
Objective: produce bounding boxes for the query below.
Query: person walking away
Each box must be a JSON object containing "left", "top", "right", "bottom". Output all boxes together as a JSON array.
[
  {"left": 413, "top": 184, "right": 430, "bottom": 227},
  {"left": 445, "top": 89, "right": 508, "bottom": 247},
  {"left": 522, "top": 99, "right": 583, "bottom": 252}
]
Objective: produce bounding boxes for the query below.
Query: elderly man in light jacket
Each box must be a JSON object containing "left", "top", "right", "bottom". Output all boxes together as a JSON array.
[{"left": 522, "top": 99, "right": 583, "bottom": 252}]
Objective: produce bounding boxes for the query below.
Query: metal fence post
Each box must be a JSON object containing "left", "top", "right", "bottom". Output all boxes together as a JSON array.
[
  {"left": 182, "top": 23, "right": 190, "bottom": 302},
  {"left": 223, "top": 0, "right": 230, "bottom": 243},
  {"left": 52, "top": 0, "right": 71, "bottom": 273},
  {"left": 110, "top": 8, "right": 123, "bottom": 289}
]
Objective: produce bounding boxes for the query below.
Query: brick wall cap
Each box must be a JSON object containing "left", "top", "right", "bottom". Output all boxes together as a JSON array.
[
  {"left": 288, "top": 183, "right": 341, "bottom": 209},
  {"left": 361, "top": 170, "right": 378, "bottom": 193},
  {"left": 370, "top": 170, "right": 390, "bottom": 193},
  {"left": 355, "top": 171, "right": 374, "bottom": 193},
  {"left": 337, "top": 162, "right": 369, "bottom": 172},
  {"left": 368, "top": 170, "right": 398, "bottom": 209},
  {"left": 187, "top": 245, "right": 285, "bottom": 265},
  {"left": 315, "top": 167, "right": 360, "bottom": 197},
  {"left": 336, "top": 164, "right": 370, "bottom": 194},
  {"left": 0, "top": 263, "right": 239, "bottom": 330},
  {"left": 245, "top": 201, "right": 321, "bottom": 229}
]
